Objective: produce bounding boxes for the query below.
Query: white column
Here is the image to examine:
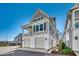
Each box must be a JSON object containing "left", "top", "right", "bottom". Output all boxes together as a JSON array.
[
  {"left": 22, "top": 28, "right": 24, "bottom": 40},
  {"left": 30, "top": 25, "right": 35, "bottom": 48},
  {"left": 45, "top": 21, "right": 50, "bottom": 49},
  {"left": 32, "top": 25, "right": 33, "bottom": 35},
  {"left": 22, "top": 28, "right": 24, "bottom": 47},
  {"left": 72, "top": 11, "right": 75, "bottom": 29}
]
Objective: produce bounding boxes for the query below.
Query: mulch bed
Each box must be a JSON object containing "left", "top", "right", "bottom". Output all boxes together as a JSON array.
[{"left": 52, "top": 50, "right": 76, "bottom": 56}]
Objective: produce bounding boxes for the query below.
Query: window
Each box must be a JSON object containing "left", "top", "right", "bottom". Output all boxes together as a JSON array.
[
  {"left": 40, "top": 17, "right": 43, "bottom": 19},
  {"left": 75, "top": 18, "right": 79, "bottom": 21},
  {"left": 44, "top": 23, "right": 46, "bottom": 30},
  {"left": 45, "top": 38, "right": 47, "bottom": 40},
  {"left": 75, "top": 22, "right": 79, "bottom": 28},
  {"left": 75, "top": 36, "right": 78, "bottom": 40},
  {"left": 49, "top": 24, "right": 51, "bottom": 31},
  {"left": 53, "top": 31, "right": 54, "bottom": 34},
  {"left": 36, "top": 25, "right": 39, "bottom": 32},
  {"left": 75, "top": 10, "right": 79, "bottom": 19},
  {"left": 40, "top": 24, "right": 43, "bottom": 31},
  {"left": 33, "top": 26, "right": 35, "bottom": 32}
]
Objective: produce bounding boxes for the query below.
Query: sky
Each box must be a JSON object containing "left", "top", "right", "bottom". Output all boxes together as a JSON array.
[{"left": 0, "top": 3, "right": 74, "bottom": 41}]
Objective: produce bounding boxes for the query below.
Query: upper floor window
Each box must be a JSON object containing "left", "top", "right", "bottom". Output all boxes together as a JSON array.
[
  {"left": 36, "top": 25, "right": 39, "bottom": 32},
  {"left": 44, "top": 23, "right": 46, "bottom": 30},
  {"left": 75, "top": 22, "right": 79, "bottom": 28},
  {"left": 75, "top": 10, "right": 79, "bottom": 19},
  {"left": 49, "top": 24, "right": 52, "bottom": 31},
  {"left": 40, "top": 17, "right": 43, "bottom": 19},
  {"left": 33, "top": 26, "right": 35, "bottom": 32},
  {"left": 33, "top": 17, "right": 44, "bottom": 22},
  {"left": 40, "top": 24, "right": 43, "bottom": 31}
]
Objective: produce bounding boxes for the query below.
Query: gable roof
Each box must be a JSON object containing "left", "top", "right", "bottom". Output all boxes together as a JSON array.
[
  {"left": 69, "top": 4, "right": 79, "bottom": 12},
  {"left": 71, "top": 3, "right": 79, "bottom": 10},
  {"left": 72, "top": 3, "right": 79, "bottom": 8},
  {"left": 30, "top": 9, "right": 49, "bottom": 22}
]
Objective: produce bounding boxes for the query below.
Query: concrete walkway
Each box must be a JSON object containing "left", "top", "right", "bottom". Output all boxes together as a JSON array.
[{"left": 18, "top": 47, "right": 48, "bottom": 53}]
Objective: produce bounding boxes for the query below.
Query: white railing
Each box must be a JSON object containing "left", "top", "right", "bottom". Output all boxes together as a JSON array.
[{"left": 23, "top": 32, "right": 32, "bottom": 36}]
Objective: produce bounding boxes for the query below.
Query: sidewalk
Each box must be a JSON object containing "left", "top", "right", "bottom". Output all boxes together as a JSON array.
[{"left": 18, "top": 47, "right": 48, "bottom": 53}]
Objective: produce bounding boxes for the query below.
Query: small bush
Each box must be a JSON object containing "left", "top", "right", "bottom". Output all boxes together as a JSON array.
[
  {"left": 60, "top": 42, "right": 65, "bottom": 50},
  {"left": 61, "top": 42, "right": 65, "bottom": 49},
  {"left": 57, "top": 44, "right": 60, "bottom": 46}
]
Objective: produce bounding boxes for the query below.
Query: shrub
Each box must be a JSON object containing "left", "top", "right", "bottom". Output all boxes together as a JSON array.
[
  {"left": 61, "top": 42, "right": 65, "bottom": 49},
  {"left": 60, "top": 42, "right": 65, "bottom": 49},
  {"left": 57, "top": 44, "right": 60, "bottom": 46}
]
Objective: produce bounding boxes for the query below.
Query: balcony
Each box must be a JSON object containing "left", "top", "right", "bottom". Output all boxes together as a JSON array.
[{"left": 23, "top": 32, "right": 32, "bottom": 37}]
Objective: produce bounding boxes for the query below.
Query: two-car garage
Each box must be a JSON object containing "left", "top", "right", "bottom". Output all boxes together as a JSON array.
[{"left": 22, "top": 37, "right": 45, "bottom": 49}]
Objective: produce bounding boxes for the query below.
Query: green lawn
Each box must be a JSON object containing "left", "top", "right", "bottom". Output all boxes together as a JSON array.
[{"left": 62, "top": 47, "right": 72, "bottom": 54}]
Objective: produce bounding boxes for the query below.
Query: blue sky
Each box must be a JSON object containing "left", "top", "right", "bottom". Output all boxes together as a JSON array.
[{"left": 0, "top": 3, "right": 74, "bottom": 41}]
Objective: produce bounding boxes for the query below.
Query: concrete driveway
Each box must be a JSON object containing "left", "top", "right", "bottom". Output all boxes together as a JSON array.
[
  {"left": 0, "top": 46, "right": 64, "bottom": 56},
  {"left": 0, "top": 46, "right": 19, "bottom": 55},
  {"left": 0, "top": 50, "right": 46, "bottom": 56},
  {"left": 0, "top": 46, "right": 46, "bottom": 56}
]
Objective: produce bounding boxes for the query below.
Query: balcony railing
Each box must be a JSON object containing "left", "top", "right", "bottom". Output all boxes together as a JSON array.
[{"left": 23, "top": 32, "right": 32, "bottom": 36}]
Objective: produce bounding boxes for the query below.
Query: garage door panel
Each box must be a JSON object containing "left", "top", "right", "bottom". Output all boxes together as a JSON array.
[
  {"left": 35, "top": 37, "right": 44, "bottom": 48},
  {"left": 24, "top": 39, "right": 30, "bottom": 47},
  {"left": 51, "top": 40, "right": 53, "bottom": 47}
]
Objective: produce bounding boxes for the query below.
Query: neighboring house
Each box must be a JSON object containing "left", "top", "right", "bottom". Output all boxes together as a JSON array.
[
  {"left": 21, "top": 9, "right": 59, "bottom": 49},
  {"left": 64, "top": 4, "right": 79, "bottom": 51},
  {"left": 14, "top": 33, "right": 22, "bottom": 45}
]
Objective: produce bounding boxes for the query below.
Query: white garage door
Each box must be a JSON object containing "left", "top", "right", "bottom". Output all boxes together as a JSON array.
[
  {"left": 24, "top": 39, "right": 30, "bottom": 47},
  {"left": 35, "top": 37, "right": 44, "bottom": 48}
]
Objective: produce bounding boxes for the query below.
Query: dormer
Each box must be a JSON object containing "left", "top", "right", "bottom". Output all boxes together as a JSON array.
[{"left": 30, "top": 9, "right": 49, "bottom": 23}]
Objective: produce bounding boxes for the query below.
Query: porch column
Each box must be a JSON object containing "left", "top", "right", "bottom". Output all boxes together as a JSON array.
[
  {"left": 21, "top": 28, "right": 24, "bottom": 47},
  {"left": 30, "top": 25, "right": 35, "bottom": 48},
  {"left": 32, "top": 25, "right": 33, "bottom": 35},
  {"left": 45, "top": 21, "right": 50, "bottom": 49}
]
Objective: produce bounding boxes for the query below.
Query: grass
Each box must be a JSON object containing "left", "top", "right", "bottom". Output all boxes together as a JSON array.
[
  {"left": 62, "top": 47, "right": 72, "bottom": 54},
  {"left": 0, "top": 43, "right": 8, "bottom": 47},
  {"left": 61, "top": 47, "right": 76, "bottom": 56}
]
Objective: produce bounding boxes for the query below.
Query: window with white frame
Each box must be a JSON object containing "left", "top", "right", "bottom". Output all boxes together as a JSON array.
[
  {"left": 36, "top": 25, "right": 39, "bottom": 32},
  {"left": 40, "top": 24, "right": 43, "bottom": 31},
  {"left": 75, "top": 10, "right": 79, "bottom": 20},
  {"left": 75, "top": 22, "right": 79, "bottom": 28}
]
